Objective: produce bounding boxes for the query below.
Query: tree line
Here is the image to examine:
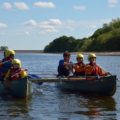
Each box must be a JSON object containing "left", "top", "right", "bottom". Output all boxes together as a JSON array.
[{"left": 44, "top": 18, "right": 120, "bottom": 53}]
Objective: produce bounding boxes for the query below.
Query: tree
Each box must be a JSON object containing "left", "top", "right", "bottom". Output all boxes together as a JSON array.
[{"left": 0, "top": 46, "right": 8, "bottom": 50}]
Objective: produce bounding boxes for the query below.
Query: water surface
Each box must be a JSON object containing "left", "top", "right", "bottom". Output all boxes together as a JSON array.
[{"left": 0, "top": 53, "right": 120, "bottom": 120}]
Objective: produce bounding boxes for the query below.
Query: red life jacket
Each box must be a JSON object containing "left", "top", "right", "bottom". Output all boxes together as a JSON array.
[
  {"left": 74, "top": 62, "right": 85, "bottom": 74},
  {"left": 2, "top": 56, "right": 12, "bottom": 62},
  {"left": 85, "top": 63, "right": 107, "bottom": 76},
  {"left": 9, "top": 68, "right": 23, "bottom": 80},
  {"left": 85, "top": 63, "right": 100, "bottom": 76}
]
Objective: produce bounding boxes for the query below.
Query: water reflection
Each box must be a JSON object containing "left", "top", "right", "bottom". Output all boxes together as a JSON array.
[
  {"left": 76, "top": 96, "right": 116, "bottom": 119},
  {"left": 0, "top": 97, "right": 31, "bottom": 119},
  {"left": 57, "top": 92, "right": 116, "bottom": 120}
]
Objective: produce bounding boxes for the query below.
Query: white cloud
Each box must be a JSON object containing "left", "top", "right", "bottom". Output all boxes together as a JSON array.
[
  {"left": 3, "top": 2, "right": 12, "bottom": 10},
  {"left": 49, "top": 19, "right": 62, "bottom": 26},
  {"left": 73, "top": 5, "right": 86, "bottom": 11},
  {"left": 23, "top": 19, "right": 110, "bottom": 34},
  {"left": 108, "top": 0, "right": 118, "bottom": 7},
  {"left": 24, "top": 20, "right": 37, "bottom": 27},
  {"left": 34, "top": 2, "right": 55, "bottom": 8},
  {"left": 40, "top": 25, "right": 58, "bottom": 33},
  {"left": 39, "top": 19, "right": 62, "bottom": 32},
  {"left": 14, "top": 2, "right": 29, "bottom": 10},
  {"left": 0, "top": 22, "right": 7, "bottom": 28},
  {"left": 24, "top": 19, "right": 62, "bottom": 33}
]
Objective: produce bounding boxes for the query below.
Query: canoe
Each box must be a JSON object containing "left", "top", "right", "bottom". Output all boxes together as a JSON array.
[
  {"left": 56, "top": 75, "right": 117, "bottom": 96},
  {"left": 0, "top": 77, "right": 33, "bottom": 98}
]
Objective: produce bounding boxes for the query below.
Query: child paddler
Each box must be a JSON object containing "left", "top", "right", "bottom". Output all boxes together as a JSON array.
[
  {"left": 4, "top": 59, "right": 27, "bottom": 89},
  {"left": 57, "top": 51, "right": 73, "bottom": 77},
  {"left": 0, "top": 49, "right": 15, "bottom": 81}
]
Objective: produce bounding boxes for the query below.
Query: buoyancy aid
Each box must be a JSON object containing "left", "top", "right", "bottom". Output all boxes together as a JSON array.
[
  {"left": 74, "top": 62, "right": 85, "bottom": 75},
  {"left": 85, "top": 63, "right": 108, "bottom": 76},
  {"left": 4, "top": 68, "right": 27, "bottom": 80},
  {"left": 85, "top": 63, "right": 95, "bottom": 75},
  {"left": 2, "top": 56, "right": 12, "bottom": 62}
]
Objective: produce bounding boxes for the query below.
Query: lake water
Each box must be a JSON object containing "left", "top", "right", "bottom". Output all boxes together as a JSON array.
[{"left": 0, "top": 53, "right": 120, "bottom": 120}]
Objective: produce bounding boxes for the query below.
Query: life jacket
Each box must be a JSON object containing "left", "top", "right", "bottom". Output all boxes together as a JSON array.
[
  {"left": 2, "top": 56, "right": 12, "bottom": 62},
  {"left": 5, "top": 68, "right": 27, "bottom": 80},
  {"left": 85, "top": 63, "right": 99, "bottom": 76},
  {"left": 74, "top": 62, "right": 85, "bottom": 76},
  {"left": 85, "top": 63, "right": 107, "bottom": 76}
]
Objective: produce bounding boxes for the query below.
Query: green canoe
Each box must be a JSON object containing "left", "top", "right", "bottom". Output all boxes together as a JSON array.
[
  {"left": 56, "top": 75, "right": 117, "bottom": 96},
  {"left": 0, "top": 77, "right": 32, "bottom": 98}
]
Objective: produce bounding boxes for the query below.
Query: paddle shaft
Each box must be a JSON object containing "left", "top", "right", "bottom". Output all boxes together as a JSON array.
[{"left": 30, "top": 77, "right": 87, "bottom": 83}]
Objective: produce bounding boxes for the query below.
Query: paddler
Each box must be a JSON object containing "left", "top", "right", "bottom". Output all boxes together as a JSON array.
[
  {"left": 73, "top": 53, "right": 85, "bottom": 76},
  {"left": 57, "top": 51, "right": 73, "bottom": 76},
  {"left": 85, "top": 53, "right": 110, "bottom": 76},
  {"left": 4, "top": 59, "right": 27, "bottom": 89},
  {"left": 0, "top": 49, "right": 15, "bottom": 81}
]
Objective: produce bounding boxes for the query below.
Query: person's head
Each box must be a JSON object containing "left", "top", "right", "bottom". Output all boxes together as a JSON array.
[
  {"left": 4, "top": 49, "right": 15, "bottom": 59},
  {"left": 63, "top": 51, "right": 71, "bottom": 62},
  {"left": 12, "top": 59, "right": 21, "bottom": 69},
  {"left": 88, "top": 53, "right": 96, "bottom": 63},
  {"left": 76, "top": 53, "right": 84, "bottom": 63}
]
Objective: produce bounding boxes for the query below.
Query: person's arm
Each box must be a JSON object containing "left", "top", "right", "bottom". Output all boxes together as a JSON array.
[
  {"left": 4, "top": 69, "right": 10, "bottom": 81},
  {"left": 98, "top": 66, "right": 110, "bottom": 76},
  {"left": 57, "top": 60, "right": 64, "bottom": 75}
]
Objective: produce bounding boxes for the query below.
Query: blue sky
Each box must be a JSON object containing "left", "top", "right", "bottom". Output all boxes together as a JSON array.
[{"left": 0, "top": 0, "right": 120, "bottom": 50}]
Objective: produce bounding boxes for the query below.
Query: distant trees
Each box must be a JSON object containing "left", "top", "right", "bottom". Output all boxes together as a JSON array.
[
  {"left": 0, "top": 46, "right": 8, "bottom": 51},
  {"left": 44, "top": 36, "right": 78, "bottom": 52},
  {"left": 44, "top": 18, "right": 120, "bottom": 52}
]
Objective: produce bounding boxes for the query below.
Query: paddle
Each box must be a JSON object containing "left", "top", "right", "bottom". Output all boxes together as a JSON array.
[
  {"left": 29, "top": 76, "right": 98, "bottom": 83},
  {"left": 28, "top": 71, "right": 57, "bottom": 76}
]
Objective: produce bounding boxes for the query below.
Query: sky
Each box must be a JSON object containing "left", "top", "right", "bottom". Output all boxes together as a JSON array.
[{"left": 0, "top": 0, "right": 120, "bottom": 50}]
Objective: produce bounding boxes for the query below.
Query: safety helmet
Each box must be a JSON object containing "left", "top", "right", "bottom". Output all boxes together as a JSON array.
[
  {"left": 76, "top": 53, "right": 84, "bottom": 59},
  {"left": 12, "top": 59, "right": 21, "bottom": 68},
  {"left": 4, "top": 49, "right": 15, "bottom": 58},
  {"left": 88, "top": 53, "right": 96, "bottom": 61}
]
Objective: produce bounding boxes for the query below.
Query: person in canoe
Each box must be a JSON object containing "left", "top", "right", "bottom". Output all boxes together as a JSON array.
[
  {"left": 4, "top": 59, "right": 27, "bottom": 89},
  {"left": 85, "top": 53, "right": 110, "bottom": 77},
  {"left": 57, "top": 51, "right": 73, "bottom": 77},
  {"left": 0, "top": 49, "right": 15, "bottom": 81},
  {"left": 73, "top": 53, "right": 85, "bottom": 76}
]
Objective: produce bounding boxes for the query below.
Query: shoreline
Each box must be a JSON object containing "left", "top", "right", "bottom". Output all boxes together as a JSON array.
[
  {"left": 81, "top": 52, "right": 120, "bottom": 56},
  {"left": 0, "top": 50, "right": 120, "bottom": 56}
]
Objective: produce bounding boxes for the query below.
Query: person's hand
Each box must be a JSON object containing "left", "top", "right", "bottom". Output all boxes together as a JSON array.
[{"left": 63, "top": 62, "right": 69, "bottom": 69}]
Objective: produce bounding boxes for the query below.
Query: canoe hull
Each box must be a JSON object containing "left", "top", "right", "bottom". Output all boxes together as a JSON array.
[
  {"left": 0, "top": 77, "right": 32, "bottom": 98},
  {"left": 56, "top": 75, "right": 116, "bottom": 96}
]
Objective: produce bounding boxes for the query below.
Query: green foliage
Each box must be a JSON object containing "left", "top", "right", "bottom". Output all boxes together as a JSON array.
[
  {"left": 44, "top": 18, "right": 120, "bottom": 52},
  {"left": 0, "top": 46, "right": 8, "bottom": 51},
  {"left": 44, "top": 36, "right": 77, "bottom": 53}
]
